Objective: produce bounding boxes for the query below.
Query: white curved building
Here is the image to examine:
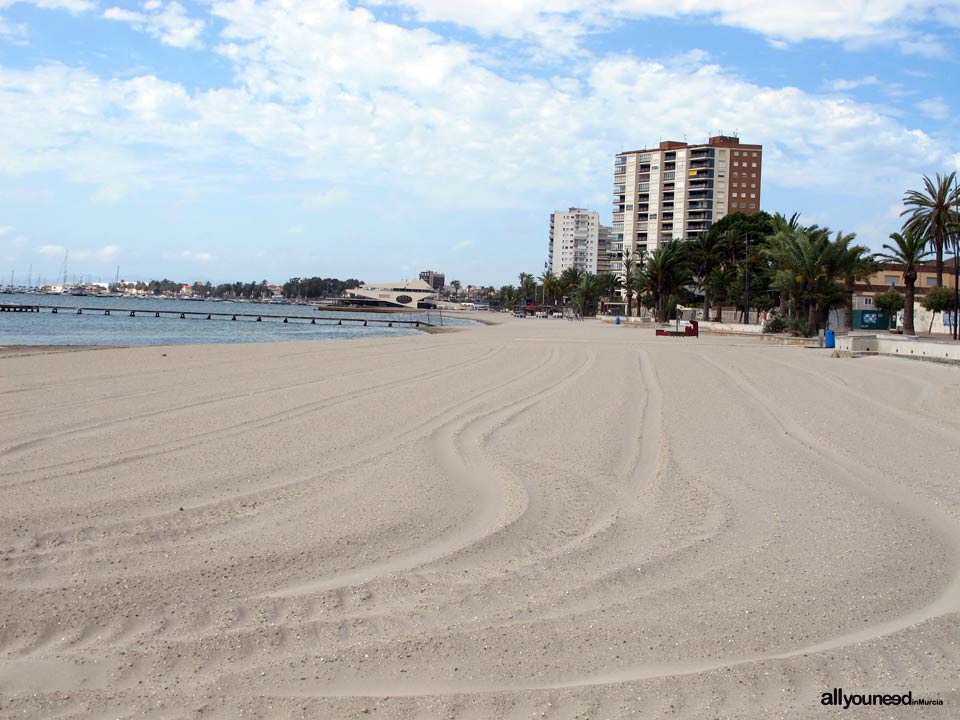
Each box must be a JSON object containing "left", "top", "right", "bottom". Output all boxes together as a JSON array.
[{"left": 346, "top": 279, "right": 438, "bottom": 309}]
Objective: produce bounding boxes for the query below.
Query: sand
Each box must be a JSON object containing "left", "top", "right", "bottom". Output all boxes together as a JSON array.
[{"left": 1, "top": 317, "right": 959, "bottom": 719}]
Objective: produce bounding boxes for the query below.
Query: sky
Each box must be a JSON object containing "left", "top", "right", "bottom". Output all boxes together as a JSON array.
[{"left": 0, "top": 0, "right": 958, "bottom": 288}]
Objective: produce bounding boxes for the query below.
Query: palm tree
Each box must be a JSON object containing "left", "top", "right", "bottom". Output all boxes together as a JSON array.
[
  {"left": 450, "top": 280, "right": 462, "bottom": 300},
  {"left": 766, "top": 225, "right": 848, "bottom": 333},
  {"left": 594, "top": 272, "right": 619, "bottom": 301},
  {"left": 834, "top": 232, "right": 877, "bottom": 331},
  {"left": 539, "top": 269, "right": 559, "bottom": 307},
  {"left": 573, "top": 273, "right": 600, "bottom": 316},
  {"left": 620, "top": 248, "right": 636, "bottom": 317},
  {"left": 518, "top": 272, "right": 537, "bottom": 304},
  {"left": 901, "top": 172, "right": 959, "bottom": 287},
  {"left": 558, "top": 267, "right": 584, "bottom": 305},
  {"left": 687, "top": 231, "right": 728, "bottom": 321},
  {"left": 638, "top": 241, "right": 690, "bottom": 322},
  {"left": 875, "top": 231, "right": 932, "bottom": 335}
]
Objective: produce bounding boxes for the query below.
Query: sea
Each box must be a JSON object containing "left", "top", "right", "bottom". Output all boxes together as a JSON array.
[{"left": 0, "top": 293, "right": 477, "bottom": 346}]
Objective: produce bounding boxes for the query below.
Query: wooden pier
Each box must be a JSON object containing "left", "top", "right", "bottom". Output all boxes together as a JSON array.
[{"left": 1, "top": 304, "right": 433, "bottom": 328}]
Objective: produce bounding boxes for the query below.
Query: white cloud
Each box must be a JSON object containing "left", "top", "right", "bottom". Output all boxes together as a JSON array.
[
  {"left": 0, "top": 1, "right": 955, "bottom": 225},
  {"left": 825, "top": 76, "right": 881, "bottom": 92},
  {"left": 0, "top": 225, "right": 13, "bottom": 235},
  {"left": 287, "top": 225, "right": 304, "bottom": 234},
  {"left": 95, "top": 244, "right": 121, "bottom": 260},
  {"left": 301, "top": 189, "right": 350, "bottom": 209},
  {"left": 179, "top": 250, "right": 215, "bottom": 261},
  {"left": 365, "top": 0, "right": 960, "bottom": 53},
  {"left": 36, "top": 243, "right": 66, "bottom": 256},
  {"left": 36, "top": 243, "right": 122, "bottom": 261},
  {"left": 450, "top": 239, "right": 474, "bottom": 252},
  {"left": 103, "top": 1, "right": 204, "bottom": 48},
  {"left": 0, "top": 15, "right": 27, "bottom": 43},
  {"left": 916, "top": 97, "right": 950, "bottom": 121},
  {"left": 0, "top": 0, "right": 94, "bottom": 11}
]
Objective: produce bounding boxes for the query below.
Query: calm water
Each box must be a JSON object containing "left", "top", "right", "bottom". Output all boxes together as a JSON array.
[{"left": 0, "top": 294, "right": 476, "bottom": 346}]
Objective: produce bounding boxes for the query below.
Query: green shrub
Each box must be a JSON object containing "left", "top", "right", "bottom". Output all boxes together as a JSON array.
[
  {"left": 787, "top": 317, "right": 814, "bottom": 337},
  {"left": 763, "top": 316, "right": 787, "bottom": 333}
]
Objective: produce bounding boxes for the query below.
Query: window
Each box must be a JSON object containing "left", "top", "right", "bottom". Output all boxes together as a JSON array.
[
  {"left": 885, "top": 275, "right": 899, "bottom": 285},
  {"left": 750, "top": 193, "right": 756, "bottom": 198},
  {"left": 750, "top": 203, "right": 756, "bottom": 209},
  {"left": 751, "top": 173, "right": 757, "bottom": 178},
  {"left": 926, "top": 277, "right": 938, "bottom": 287},
  {"left": 719, "top": 160, "right": 727, "bottom": 167},
  {"left": 734, "top": 151, "right": 740, "bottom": 156},
  {"left": 752, "top": 162, "right": 757, "bottom": 167},
  {"left": 732, "top": 192, "right": 738, "bottom": 197},
  {"left": 733, "top": 161, "right": 739, "bottom": 166}
]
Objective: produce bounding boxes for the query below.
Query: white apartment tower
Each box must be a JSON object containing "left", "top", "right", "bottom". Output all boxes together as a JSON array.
[
  {"left": 611, "top": 135, "right": 762, "bottom": 274},
  {"left": 548, "top": 208, "right": 605, "bottom": 275}
]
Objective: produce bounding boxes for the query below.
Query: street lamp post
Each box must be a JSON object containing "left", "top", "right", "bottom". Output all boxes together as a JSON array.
[{"left": 743, "top": 232, "right": 751, "bottom": 325}]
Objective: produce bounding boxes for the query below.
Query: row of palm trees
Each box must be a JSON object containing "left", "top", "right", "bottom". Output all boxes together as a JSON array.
[{"left": 505, "top": 171, "right": 958, "bottom": 335}]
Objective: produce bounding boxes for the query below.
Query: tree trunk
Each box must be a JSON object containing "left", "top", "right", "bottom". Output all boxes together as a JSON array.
[
  {"left": 702, "top": 291, "right": 710, "bottom": 323},
  {"left": 807, "top": 302, "right": 817, "bottom": 335},
  {"left": 936, "top": 238, "right": 943, "bottom": 287},
  {"left": 844, "top": 283, "right": 854, "bottom": 331},
  {"left": 904, "top": 281, "right": 916, "bottom": 335}
]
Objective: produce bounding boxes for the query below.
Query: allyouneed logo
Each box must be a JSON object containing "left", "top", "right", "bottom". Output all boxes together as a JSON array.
[{"left": 820, "top": 688, "right": 943, "bottom": 709}]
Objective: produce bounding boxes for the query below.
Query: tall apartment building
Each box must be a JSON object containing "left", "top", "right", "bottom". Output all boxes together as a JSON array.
[
  {"left": 548, "top": 208, "right": 608, "bottom": 275},
  {"left": 418, "top": 270, "right": 445, "bottom": 291},
  {"left": 611, "top": 135, "right": 762, "bottom": 273}
]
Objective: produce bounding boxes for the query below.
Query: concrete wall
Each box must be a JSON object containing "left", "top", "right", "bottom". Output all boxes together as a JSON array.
[{"left": 835, "top": 334, "right": 960, "bottom": 363}]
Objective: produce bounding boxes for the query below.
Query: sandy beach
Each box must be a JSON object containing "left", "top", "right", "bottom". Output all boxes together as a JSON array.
[{"left": 1, "top": 317, "right": 959, "bottom": 718}]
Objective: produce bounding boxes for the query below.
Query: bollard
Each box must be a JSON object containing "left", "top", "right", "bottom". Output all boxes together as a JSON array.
[
  {"left": 155, "top": 312, "right": 160, "bottom": 318},
  {"left": 283, "top": 318, "right": 288, "bottom": 324},
  {"left": 256, "top": 316, "right": 262, "bottom": 322},
  {"left": 388, "top": 322, "right": 392, "bottom": 327},
  {"left": 363, "top": 320, "right": 368, "bottom": 326},
  {"left": 52, "top": 308, "right": 58, "bottom": 314},
  {"left": 180, "top": 313, "right": 185, "bottom": 319},
  {"left": 77, "top": 308, "right": 82, "bottom": 314},
  {"left": 311, "top": 318, "right": 316, "bottom": 325},
  {"left": 232, "top": 315, "right": 236, "bottom": 321},
  {"left": 105, "top": 310, "right": 110, "bottom": 315},
  {"left": 337, "top": 320, "right": 342, "bottom": 326},
  {"left": 206, "top": 314, "right": 211, "bottom": 320}
]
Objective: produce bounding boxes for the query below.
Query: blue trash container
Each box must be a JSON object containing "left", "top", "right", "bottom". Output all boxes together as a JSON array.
[
  {"left": 824, "top": 329, "right": 835, "bottom": 348},
  {"left": 615, "top": 316, "right": 621, "bottom": 325}
]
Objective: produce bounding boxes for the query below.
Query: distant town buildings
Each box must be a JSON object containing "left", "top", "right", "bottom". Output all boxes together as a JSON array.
[
  {"left": 612, "top": 135, "right": 762, "bottom": 273},
  {"left": 547, "top": 208, "right": 611, "bottom": 276},
  {"left": 419, "top": 270, "right": 445, "bottom": 291}
]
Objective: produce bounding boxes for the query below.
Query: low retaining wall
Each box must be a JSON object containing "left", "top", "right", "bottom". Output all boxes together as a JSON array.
[
  {"left": 696, "top": 321, "right": 763, "bottom": 335},
  {"left": 835, "top": 334, "right": 960, "bottom": 364}
]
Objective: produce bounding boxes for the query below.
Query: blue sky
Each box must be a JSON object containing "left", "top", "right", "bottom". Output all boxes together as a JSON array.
[{"left": 0, "top": 0, "right": 958, "bottom": 287}]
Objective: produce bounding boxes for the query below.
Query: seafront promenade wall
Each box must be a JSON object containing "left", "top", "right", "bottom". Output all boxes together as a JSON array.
[{"left": 835, "top": 334, "right": 960, "bottom": 364}]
